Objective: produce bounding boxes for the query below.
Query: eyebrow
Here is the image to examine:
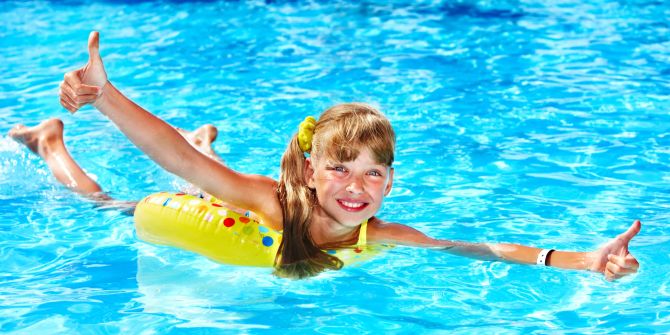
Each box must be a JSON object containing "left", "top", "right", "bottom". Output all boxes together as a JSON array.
[{"left": 325, "top": 159, "right": 389, "bottom": 169}]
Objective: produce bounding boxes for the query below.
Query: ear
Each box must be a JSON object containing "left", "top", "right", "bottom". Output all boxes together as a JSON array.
[
  {"left": 304, "top": 157, "right": 316, "bottom": 189},
  {"left": 384, "top": 167, "right": 394, "bottom": 196}
]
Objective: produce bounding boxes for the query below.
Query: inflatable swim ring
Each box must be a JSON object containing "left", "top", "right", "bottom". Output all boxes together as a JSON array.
[{"left": 134, "top": 192, "right": 384, "bottom": 267}]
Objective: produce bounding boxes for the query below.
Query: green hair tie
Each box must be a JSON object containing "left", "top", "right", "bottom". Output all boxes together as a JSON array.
[{"left": 298, "top": 116, "right": 317, "bottom": 153}]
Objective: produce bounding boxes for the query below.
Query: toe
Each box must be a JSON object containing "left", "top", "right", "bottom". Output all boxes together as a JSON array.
[{"left": 8, "top": 124, "right": 26, "bottom": 137}]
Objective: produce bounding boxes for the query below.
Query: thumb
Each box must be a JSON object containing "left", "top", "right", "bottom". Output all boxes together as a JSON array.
[
  {"left": 81, "top": 31, "right": 107, "bottom": 87},
  {"left": 618, "top": 219, "right": 641, "bottom": 242},
  {"left": 87, "top": 31, "right": 101, "bottom": 63}
]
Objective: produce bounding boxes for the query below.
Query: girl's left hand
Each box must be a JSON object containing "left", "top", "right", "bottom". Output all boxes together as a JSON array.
[{"left": 588, "top": 220, "right": 641, "bottom": 281}]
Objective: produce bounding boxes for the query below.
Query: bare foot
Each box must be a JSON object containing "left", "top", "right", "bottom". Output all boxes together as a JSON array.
[
  {"left": 8, "top": 118, "right": 64, "bottom": 157},
  {"left": 177, "top": 124, "right": 218, "bottom": 147},
  {"left": 176, "top": 124, "right": 224, "bottom": 200},
  {"left": 177, "top": 124, "right": 220, "bottom": 160},
  {"left": 9, "top": 118, "right": 130, "bottom": 208}
]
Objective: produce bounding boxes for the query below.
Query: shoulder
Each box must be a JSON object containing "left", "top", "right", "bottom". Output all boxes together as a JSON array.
[
  {"left": 251, "top": 176, "right": 284, "bottom": 231},
  {"left": 228, "top": 173, "right": 279, "bottom": 210},
  {"left": 367, "top": 217, "right": 440, "bottom": 247},
  {"left": 226, "top": 174, "right": 283, "bottom": 231}
]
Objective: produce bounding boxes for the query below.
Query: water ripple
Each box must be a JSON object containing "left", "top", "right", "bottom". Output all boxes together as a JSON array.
[{"left": 1, "top": 0, "right": 669, "bottom": 333}]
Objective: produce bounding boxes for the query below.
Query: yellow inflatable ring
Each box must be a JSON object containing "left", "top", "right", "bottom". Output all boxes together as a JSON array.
[{"left": 134, "top": 192, "right": 384, "bottom": 267}]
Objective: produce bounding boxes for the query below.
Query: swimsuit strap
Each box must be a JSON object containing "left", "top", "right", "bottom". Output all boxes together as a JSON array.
[{"left": 356, "top": 219, "right": 368, "bottom": 248}]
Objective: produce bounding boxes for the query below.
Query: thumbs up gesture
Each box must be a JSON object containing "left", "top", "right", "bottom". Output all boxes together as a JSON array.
[
  {"left": 59, "top": 31, "right": 108, "bottom": 113},
  {"left": 588, "top": 220, "right": 641, "bottom": 281}
]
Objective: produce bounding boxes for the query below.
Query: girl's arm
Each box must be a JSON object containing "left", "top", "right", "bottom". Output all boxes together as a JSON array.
[
  {"left": 369, "top": 218, "right": 641, "bottom": 281},
  {"left": 59, "top": 32, "right": 279, "bottom": 219},
  {"left": 94, "top": 82, "right": 278, "bottom": 213}
]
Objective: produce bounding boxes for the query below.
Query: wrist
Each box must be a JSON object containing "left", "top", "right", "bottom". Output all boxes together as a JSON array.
[
  {"left": 583, "top": 251, "right": 596, "bottom": 271},
  {"left": 536, "top": 248, "right": 554, "bottom": 266},
  {"left": 92, "top": 80, "right": 111, "bottom": 110}
]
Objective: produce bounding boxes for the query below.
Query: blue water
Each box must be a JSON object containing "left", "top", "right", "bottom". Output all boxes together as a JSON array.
[{"left": 1, "top": 0, "right": 669, "bottom": 333}]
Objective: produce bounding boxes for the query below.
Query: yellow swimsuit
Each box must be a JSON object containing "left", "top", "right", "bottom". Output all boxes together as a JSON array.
[{"left": 134, "top": 192, "right": 381, "bottom": 267}]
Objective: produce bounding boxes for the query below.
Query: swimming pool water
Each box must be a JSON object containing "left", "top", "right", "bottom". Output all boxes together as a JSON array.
[{"left": 1, "top": 0, "right": 669, "bottom": 333}]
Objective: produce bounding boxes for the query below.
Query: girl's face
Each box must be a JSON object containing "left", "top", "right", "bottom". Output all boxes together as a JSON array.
[{"left": 305, "top": 147, "right": 394, "bottom": 227}]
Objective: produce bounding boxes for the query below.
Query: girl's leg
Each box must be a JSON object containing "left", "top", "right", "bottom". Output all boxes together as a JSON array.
[
  {"left": 9, "top": 118, "right": 112, "bottom": 200},
  {"left": 176, "top": 124, "right": 222, "bottom": 161},
  {"left": 175, "top": 124, "right": 224, "bottom": 199}
]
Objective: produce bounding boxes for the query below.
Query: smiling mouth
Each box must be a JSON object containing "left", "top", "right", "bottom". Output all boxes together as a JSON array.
[{"left": 337, "top": 200, "right": 369, "bottom": 212}]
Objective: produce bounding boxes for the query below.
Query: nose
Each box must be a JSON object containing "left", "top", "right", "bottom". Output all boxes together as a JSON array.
[{"left": 346, "top": 176, "right": 364, "bottom": 195}]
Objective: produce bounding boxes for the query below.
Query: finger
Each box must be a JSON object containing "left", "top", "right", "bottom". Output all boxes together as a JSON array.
[
  {"left": 605, "top": 261, "right": 623, "bottom": 275},
  {"left": 59, "top": 82, "right": 78, "bottom": 103},
  {"left": 618, "top": 220, "right": 641, "bottom": 242},
  {"left": 60, "top": 97, "right": 77, "bottom": 113},
  {"left": 624, "top": 254, "right": 640, "bottom": 270},
  {"left": 64, "top": 71, "right": 83, "bottom": 90},
  {"left": 60, "top": 92, "right": 77, "bottom": 108},
  {"left": 73, "top": 94, "right": 99, "bottom": 106},
  {"left": 59, "top": 87, "right": 77, "bottom": 106},
  {"left": 604, "top": 268, "right": 623, "bottom": 281},
  {"left": 74, "top": 84, "right": 101, "bottom": 95},
  {"left": 607, "top": 254, "right": 639, "bottom": 270},
  {"left": 74, "top": 95, "right": 97, "bottom": 109},
  {"left": 88, "top": 31, "right": 102, "bottom": 63},
  {"left": 63, "top": 73, "right": 101, "bottom": 97},
  {"left": 606, "top": 260, "right": 635, "bottom": 275}
]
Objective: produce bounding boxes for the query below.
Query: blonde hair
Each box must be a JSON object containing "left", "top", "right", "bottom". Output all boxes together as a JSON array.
[{"left": 275, "top": 103, "right": 396, "bottom": 279}]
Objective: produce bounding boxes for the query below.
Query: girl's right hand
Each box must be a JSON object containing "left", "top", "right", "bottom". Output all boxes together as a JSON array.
[{"left": 59, "top": 31, "right": 108, "bottom": 113}]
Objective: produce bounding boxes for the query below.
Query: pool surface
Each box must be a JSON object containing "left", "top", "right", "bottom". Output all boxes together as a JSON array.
[{"left": 1, "top": 0, "right": 669, "bottom": 333}]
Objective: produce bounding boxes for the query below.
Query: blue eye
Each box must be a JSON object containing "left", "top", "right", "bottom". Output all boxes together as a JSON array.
[
  {"left": 326, "top": 165, "right": 347, "bottom": 173},
  {"left": 368, "top": 170, "right": 382, "bottom": 177}
]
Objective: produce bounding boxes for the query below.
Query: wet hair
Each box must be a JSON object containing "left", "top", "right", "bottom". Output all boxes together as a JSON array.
[{"left": 274, "top": 103, "right": 396, "bottom": 279}]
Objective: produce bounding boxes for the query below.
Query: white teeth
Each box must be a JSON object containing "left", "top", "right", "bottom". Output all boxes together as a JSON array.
[{"left": 341, "top": 201, "right": 364, "bottom": 208}]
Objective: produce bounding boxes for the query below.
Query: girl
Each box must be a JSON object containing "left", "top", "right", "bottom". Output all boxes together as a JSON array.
[{"left": 12, "top": 32, "right": 641, "bottom": 280}]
